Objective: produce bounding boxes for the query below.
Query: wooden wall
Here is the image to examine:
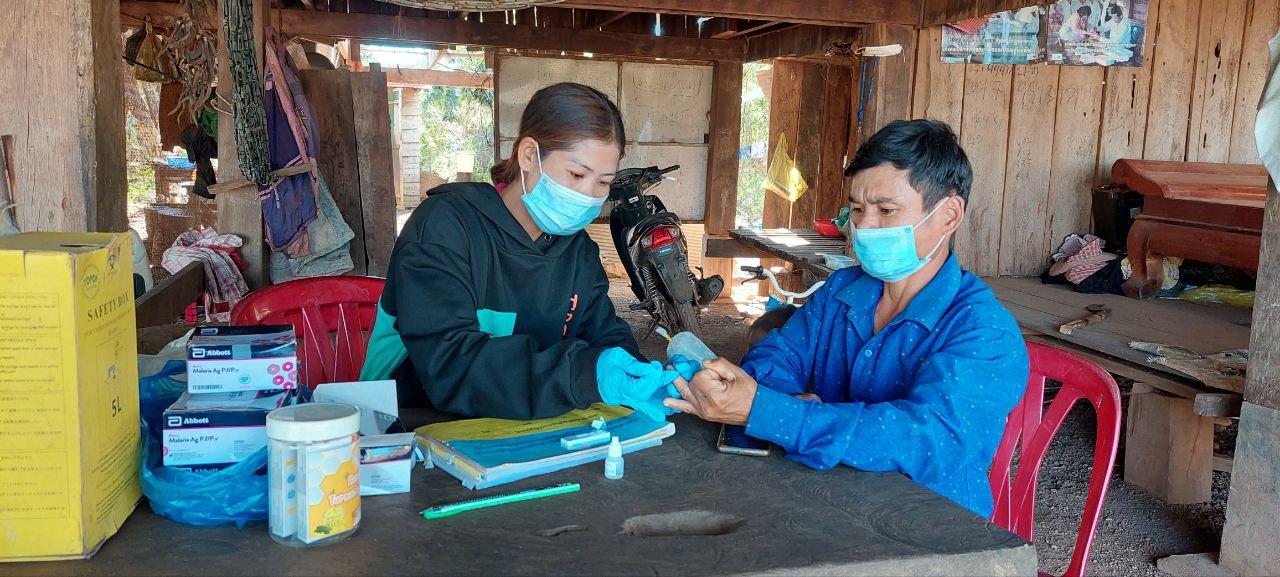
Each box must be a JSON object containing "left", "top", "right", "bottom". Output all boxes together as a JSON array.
[
  {"left": 910, "top": 0, "right": 1280, "bottom": 277},
  {"left": 0, "top": 0, "right": 127, "bottom": 233}
]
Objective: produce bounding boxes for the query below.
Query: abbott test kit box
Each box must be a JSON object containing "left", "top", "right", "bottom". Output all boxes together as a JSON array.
[
  {"left": 186, "top": 325, "right": 299, "bottom": 393},
  {"left": 0, "top": 233, "right": 140, "bottom": 561},
  {"left": 163, "top": 389, "right": 296, "bottom": 470}
]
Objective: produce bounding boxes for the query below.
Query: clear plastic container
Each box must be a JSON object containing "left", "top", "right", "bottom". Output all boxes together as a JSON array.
[
  {"left": 267, "top": 403, "right": 361, "bottom": 547},
  {"left": 666, "top": 331, "right": 716, "bottom": 364}
]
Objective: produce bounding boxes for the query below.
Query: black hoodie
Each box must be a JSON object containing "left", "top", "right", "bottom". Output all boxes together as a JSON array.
[{"left": 379, "top": 182, "right": 640, "bottom": 419}]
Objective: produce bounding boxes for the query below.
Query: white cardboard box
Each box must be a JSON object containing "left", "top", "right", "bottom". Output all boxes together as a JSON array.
[{"left": 313, "top": 380, "right": 419, "bottom": 496}]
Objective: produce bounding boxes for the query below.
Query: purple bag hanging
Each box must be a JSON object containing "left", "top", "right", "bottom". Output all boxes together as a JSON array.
[{"left": 259, "top": 32, "right": 319, "bottom": 253}]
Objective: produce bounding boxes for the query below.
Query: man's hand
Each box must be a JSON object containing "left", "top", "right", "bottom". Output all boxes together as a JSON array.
[{"left": 663, "top": 358, "right": 757, "bottom": 425}]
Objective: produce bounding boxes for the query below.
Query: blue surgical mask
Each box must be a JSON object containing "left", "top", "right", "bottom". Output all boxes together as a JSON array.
[
  {"left": 851, "top": 201, "right": 948, "bottom": 282},
  {"left": 520, "top": 141, "right": 606, "bottom": 236}
]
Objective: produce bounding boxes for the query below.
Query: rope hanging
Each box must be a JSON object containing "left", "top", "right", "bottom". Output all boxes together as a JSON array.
[{"left": 220, "top": 0, "right": 272, "bottom": 186}]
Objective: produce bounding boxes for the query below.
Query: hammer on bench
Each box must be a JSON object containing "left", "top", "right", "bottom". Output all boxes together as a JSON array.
[{"left": 1058, "top": 304, "right": 1111, "bottom": 335}]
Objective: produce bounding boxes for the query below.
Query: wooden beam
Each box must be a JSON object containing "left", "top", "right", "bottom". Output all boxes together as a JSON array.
[
  {"left": 384, "top": 68, "right": 492, "bottom": 88},
  {"left": 559, "top": 0, "right": 919, "bottom": 26},
  {"left": 122, "top": 1, "right": 744, "bottom": 60},
  {"left": 920, "top": 0, "right": 1042, "bottom": 27},
  {"left": 135, "top": 262, "right": 204, "bottom": 328},
  {"left": 594, "top": 10, "right": 632, "bottom": 30},
  {"left": 350, "top": 70, "right": 396, "bottom": 276},
  {"left": 277, "top": 7, "right": 744, "bottom": 61},
  {"left": 702, "top": 61, "right": 744, "bottom": 293},
  {"left": 735, "top": 21, "right": 786, "bottom": 38},
  {"left": 745, "top": 24, "right": 860, "bottom": 61}
]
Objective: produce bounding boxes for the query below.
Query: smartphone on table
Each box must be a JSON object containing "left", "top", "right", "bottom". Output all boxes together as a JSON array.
[{"left": 717, "top": 424, "right": 770, "bottom": 457}]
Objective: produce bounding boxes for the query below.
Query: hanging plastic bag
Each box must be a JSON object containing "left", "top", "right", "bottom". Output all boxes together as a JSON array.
[
  {"left": 124, "top": 18, "right": 174, "bottom": 82},
  {"left": 764, "top": 133, "right": 809, "bottom": 203}
]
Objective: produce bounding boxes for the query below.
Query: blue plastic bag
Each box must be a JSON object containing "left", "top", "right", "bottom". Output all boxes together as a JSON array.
[{"left": 136, "top": 341, "right": 269, "bottom": 527}]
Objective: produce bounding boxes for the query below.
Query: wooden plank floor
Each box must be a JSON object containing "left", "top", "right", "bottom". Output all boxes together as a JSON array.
[{"left": 989, "top": 277, "right": 1252, "bottom": 395}]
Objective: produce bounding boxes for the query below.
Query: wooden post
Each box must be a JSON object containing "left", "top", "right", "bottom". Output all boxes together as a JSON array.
[
  {"left": 351, "top": 69, "right": 396, "bottom": 277},
  {"left": 216, "top": 0, "right": 270, "bottom": 288},
  {"left": 0, "top": 0, "right": 127, "bottom": 233},
  {"left": 400, "top": 87, "right": 424, "bottom": 208},
  {"left": 702, "top": 60, "right": 743, "bottom": 299},
  {"left": 1124, "top": 391, "right": 1213, "bottom": 504},
  {"left": 1221, "top": 179, "right": 1280, "bottom": 575}
]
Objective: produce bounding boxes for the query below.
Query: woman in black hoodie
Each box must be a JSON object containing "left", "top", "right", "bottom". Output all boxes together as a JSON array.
[{"left": 362, "top": 82, "right": 679, "bottom": 421}]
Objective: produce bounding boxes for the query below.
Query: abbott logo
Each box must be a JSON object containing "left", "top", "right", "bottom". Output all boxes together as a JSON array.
[
  {"left": 184, "top": 417, "right": 210, "bottom": 425},
  {"left": 167, "top": 416, "right": 182, "bottom": 428},
  {"left": 191, "top": 348, "right": 206, "bottom": 359}
]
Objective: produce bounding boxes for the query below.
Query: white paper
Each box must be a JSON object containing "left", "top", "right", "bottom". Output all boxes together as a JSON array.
[{"left": 313, "top": 380, "right": 398, "bottom": 435}]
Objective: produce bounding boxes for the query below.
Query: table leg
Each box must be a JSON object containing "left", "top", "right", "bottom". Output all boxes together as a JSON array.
[
  {"left": 1124, "top": 390, "right": 1213, "bottom": 504},
  {"left": 1122, "top": 219, "right": 1162, "bottom": 298}
]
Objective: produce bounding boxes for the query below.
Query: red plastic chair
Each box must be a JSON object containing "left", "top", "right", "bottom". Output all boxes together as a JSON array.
[
  {"left": 989, "top": 341, "right": 1122, "bottom": 577},
  {"left": 230, "top": 276, "right": 385, "bottom": 389}
]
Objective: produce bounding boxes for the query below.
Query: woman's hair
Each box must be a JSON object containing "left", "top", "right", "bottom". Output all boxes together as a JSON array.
[
  {"left": 490, "top": 82, "right": 626, "bottom": 185},
  {"left": 1106, "top": 3, "right": 1123, "bottom": 19},
  {"left": 1077, "top": 5, "right": 1092, "bottom": 16}
]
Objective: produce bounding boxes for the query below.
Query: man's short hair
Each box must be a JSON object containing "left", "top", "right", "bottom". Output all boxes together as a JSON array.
[{"left": 844, "top": 119, "right": 973, "bottom": 210}]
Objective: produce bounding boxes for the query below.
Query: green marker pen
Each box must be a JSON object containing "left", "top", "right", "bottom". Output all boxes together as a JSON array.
[{"left": 421, "top": 482, "right": 581, "bottom": 520}]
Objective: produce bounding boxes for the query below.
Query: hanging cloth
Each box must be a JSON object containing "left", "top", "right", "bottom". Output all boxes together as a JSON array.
[{"left": 259, "top": 32, "right": 320, "bottom": 252}]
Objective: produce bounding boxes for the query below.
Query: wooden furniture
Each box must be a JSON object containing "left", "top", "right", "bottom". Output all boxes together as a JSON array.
[
  {"left": 1110, "top": 159, "right": 1267, "bottom": 298},
  {"left": 8, "top": 414, "right": 1037, "bottom": 576},
  {"left": 726, "top": 228, "right": 847, "bottom": 279},
  {"left": 990, "top": 277, "right": 1250, "bottom": 504}
]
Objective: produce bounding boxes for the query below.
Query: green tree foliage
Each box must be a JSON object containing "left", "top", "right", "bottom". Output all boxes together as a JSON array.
[
  {"left": 417, "top": 55, "right": 495, "bottom": 184},
  {"left": 419, "top": 86, "right": 495, "bottom": 184},
  {"left": 736, "top": 62, "right": 770, "bottom": 228}
]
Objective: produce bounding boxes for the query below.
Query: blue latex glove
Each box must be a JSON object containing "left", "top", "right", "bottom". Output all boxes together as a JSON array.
[
  {"left": 666, "top": 354, "right": 702, "bottom": 399},
  {"left": 597, "top": 348, "right": 680, "bottom": 421}
]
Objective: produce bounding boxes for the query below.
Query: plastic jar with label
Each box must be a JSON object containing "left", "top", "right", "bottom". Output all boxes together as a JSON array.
[{"left": 267, "top": 403, "right": 361, "bottom": 547}]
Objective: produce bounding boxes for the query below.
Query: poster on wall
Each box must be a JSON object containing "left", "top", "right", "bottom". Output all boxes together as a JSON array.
[
  {"left": 941, "top": 6, "right": 1046, "bottom": 64},
  {"left": 1046, "top": 0, "right": 1148, "bottom": 66}
]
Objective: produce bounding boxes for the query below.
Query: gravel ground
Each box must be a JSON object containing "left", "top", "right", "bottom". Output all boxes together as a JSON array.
[{"left": 607, "top": 283, "right": 1229, "bottom": 577}]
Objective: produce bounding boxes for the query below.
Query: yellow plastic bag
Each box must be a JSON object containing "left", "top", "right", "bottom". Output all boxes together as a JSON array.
[
  {"left": 764, "top": 133, "right": 809, "bottom": 203},
  {"left": 124, "top": 18, "right": 173, "bottom": 83}
]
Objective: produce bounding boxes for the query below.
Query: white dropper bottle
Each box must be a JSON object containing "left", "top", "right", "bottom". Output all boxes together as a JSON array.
[{"left": 604, "top": 436, "right": 624, "bottom": 479}]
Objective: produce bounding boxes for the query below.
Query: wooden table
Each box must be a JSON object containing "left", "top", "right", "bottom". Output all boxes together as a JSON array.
[
  {"left": 728, "top": 228, "right": 847, "bottom": 280},
  {"left": 1111, "top": 159, "right": 1267, "bottom": 298},
  {"left": 989, "top": 277, "right": 1250, "bottom": 504},
  {"left": 8, "top": 415, "right": 1036, "bottom": 577}
]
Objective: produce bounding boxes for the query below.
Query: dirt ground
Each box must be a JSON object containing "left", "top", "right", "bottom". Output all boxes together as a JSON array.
[{"left": 608, "top": 283, "right": 1228, "bottom": 577}]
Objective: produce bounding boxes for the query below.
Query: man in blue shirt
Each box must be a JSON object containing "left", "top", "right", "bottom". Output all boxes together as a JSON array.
[{"left": 667, "top": 120, "right": 1029, "bottom": 518}]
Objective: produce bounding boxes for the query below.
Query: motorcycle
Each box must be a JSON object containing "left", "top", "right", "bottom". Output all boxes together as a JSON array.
[{"left": 607, "top": 165, "right": 724, "bottom": 335}]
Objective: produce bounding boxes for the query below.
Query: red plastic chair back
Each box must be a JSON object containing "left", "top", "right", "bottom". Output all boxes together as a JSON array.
[
  {"left": 230, "top": 276, "right": 385, "bottom": 389},
  {"left": 989, "top": 342, "right": 1122, "bottom": 577}
]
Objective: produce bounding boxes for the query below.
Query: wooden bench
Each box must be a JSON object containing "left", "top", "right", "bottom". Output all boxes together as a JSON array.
[
  {"left": 1111, "top": 159, "right": 1267, "bottom": 298},
  {"left": 989, "top": 277, "right": 1249, "bottom": 504}
]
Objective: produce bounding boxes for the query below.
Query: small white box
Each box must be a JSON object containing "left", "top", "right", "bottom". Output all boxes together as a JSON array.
[
  {"left": 186, "top": 325, "right": 298, "bottom": 393},
  {"left": 314, "top": 380, "right": 419, "bottom": 496}
]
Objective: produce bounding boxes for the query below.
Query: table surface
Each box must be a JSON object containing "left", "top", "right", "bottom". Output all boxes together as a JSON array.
[
  {"left": 9, "top": 415, "right": 1035, "bottom": 577},
  {"left": 729, "top": 228, "right": 847, "bottom": 279},
  {"left": 1110, "top": 159, "right": 1268, "bottom": 208},
  {"left": 989, "top": 277, "right": 1252, "bottom": 397}
]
